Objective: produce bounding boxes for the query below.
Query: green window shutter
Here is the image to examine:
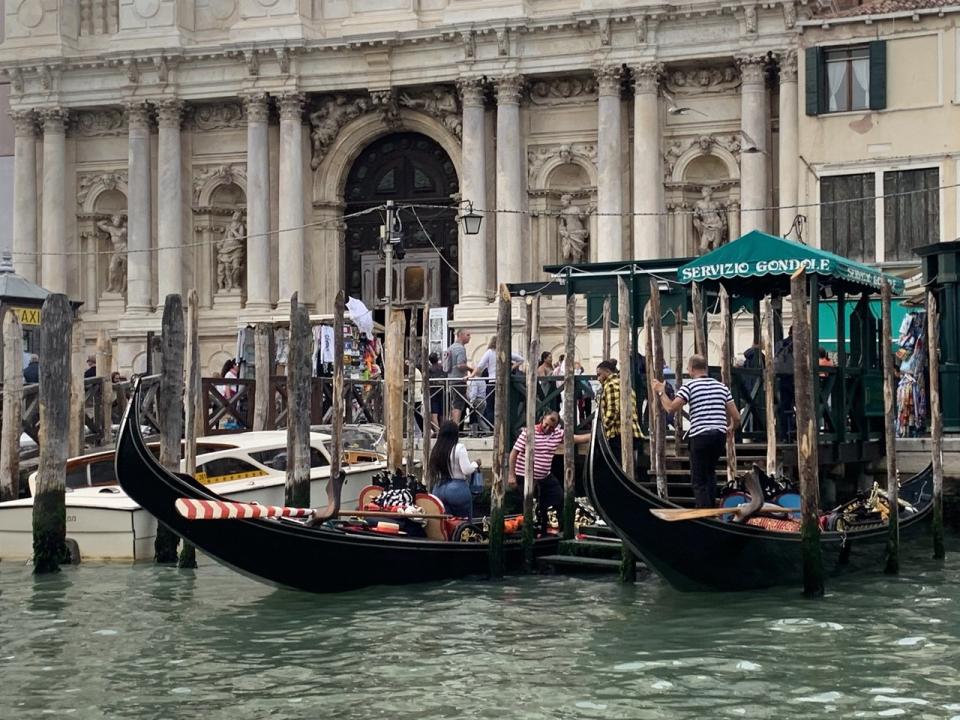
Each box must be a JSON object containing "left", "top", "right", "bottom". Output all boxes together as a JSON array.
[
  {"left": 869, "top": 40, "right": 886, "bottom": 110},
  {"left": 805, "top": 47, "right": 824, "bottom": 115}
]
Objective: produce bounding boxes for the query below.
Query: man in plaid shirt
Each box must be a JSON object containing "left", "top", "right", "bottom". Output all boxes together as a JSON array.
[{"left": 596, "top": 359, "right": 641, "bottom": 465}]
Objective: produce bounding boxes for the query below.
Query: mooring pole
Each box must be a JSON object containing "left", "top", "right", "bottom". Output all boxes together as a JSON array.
[
  {"left": 33, "top": 294, "right": 72, "bottom": 573},
  {"left": 522, "top": 295, "right": 539, "bottom": 571},
  {"left": 155, "top": 294, "right": 185, "bottom": 564},
  {"left": 928, "top": 290, "right": 945, "bottom": 559},
  {"left": 253, "top": 323, "right": 272, "bottom": 431},
  {"left": 96, "top": 329, "right": 113, "bottom": 447},
  {"left": 674, "top": 304, "right": 684, "bottom": 456},
  {"left": 790, "top": 269, "right": 824, "bottom": 597},
  {"left": 1, "top": 310, "right": 23, "bottom": 502},
  {"left": 330, "top": 290, "right": 346, "bottom": 503},
  {"left": 286, "top": 293, "right": 312, "bottom": 508},
  {"left": 178, "top": 289, "right": 201, "bottom": 569},
  {"left": 69, "top": 315, "right": 85, "bottom": 457},
  {"left": 762, "top": 296, "right": 777, "bottom": 476},
  {"left": 405, "top": 310, "right": 418, "bottom": 480},
  {"left": 562, "top": 292, "right": 577, "bottom": 539},
  {"left": 617, "top": 277, "right": 637, "bottom": 583},
  {"left": 602, "top": 295, "right": 612, "bottom": 360},
  {"left": 384, "top": 308, "right": 406, "bottom": 476},
  {"left": 420, "top": 302, "right": 432, "bottom": 484},
  {"left": 489, "top": 284, "right": 511, "bottom": 579},
  {"left": 692, "top": 281, "right": 707, "bottom": 362},
  {"left": 648, "top": 278, "right": 667, "bottom": 498},
  {"left": 719, "top": 286, "right": 737, "bottom": 486},
  {"left": 881, "top": 279, "right": 900, "bottom": 574}
]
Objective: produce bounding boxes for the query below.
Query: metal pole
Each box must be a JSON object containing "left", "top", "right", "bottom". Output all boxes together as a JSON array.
[{"left": 384, "top": 200, "right": 395, "bottom": 321}]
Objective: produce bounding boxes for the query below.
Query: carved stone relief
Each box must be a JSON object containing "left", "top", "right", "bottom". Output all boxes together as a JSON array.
[
  {"left": 193, "top": 164, "right": 247, "bottom": 204},
  {"left": 663, "top": 134, "right": 741, "bottom": 178},
  {"left": 527, "top": 143, "right": 597, "bottom": 187},
  {"left": 77, "top": 171, "right": 129, "bottom": 208},
  {"left": 663, "top": 66, "right": 740, "bottom": 95},
  {"left": 398, "top": 85, "right": 461, "bottom": 139},
  {"left": 217, "top": 210, "right": 246, "bottom": 293},
  {"left": 72, "top": 109, "right": 126, "bottom": 137},
  {"left": 529, "top": 76, "right": 597, "bottom": 106},
  {"left": 308, "top": 94, "right": 369, "bottom": 169},
  {"left": 190, "top": 101, "right": 246, "bottom": 131},
  {"left": 558, "top": 193, "right": 591, "bottom": 263}
]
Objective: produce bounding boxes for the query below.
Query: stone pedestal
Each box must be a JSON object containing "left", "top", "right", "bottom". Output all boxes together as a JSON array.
[
  {"left": 98, "top": 292, "right": 126, "bottom": 316},
  {"left": 213, "top": 289, "right": 244, "bottom": 312}
]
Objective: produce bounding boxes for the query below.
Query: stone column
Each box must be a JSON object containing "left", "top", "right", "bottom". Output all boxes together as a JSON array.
[
  {"left": 458, "top": 78, "right": 489, "bottom": 304},
  {"left": 495, "top": 75, "right": 524, "bottom": 285},
  {"left": 277, "top": 93, "right": 305, "bottom": 306},
  {"left": 739, "top": 55, "right": 770, "bottom": 234},
  {"left": 12, "top": 110, "right": 38, "bottom": 283},
  {"left": 244, "top": 92, "right": 271, "bottom": 310},
  {"left": 40, "top": 108, "right": 67, "bottom": 294},
  {"left": 596, "top": 65, "right": 623, "bottom": 262},
  {"left": 778, "top": 51, "right": 799, "bottom": 238},
  {"left": 126, "top": 101, "right": 153, "bottom": 313},
  {"left": 632, "top": 63, "right": 664, "bottom": 259},
  {"left": 157, "top": 99, "right": 183, "bottom": 301},
  {"left": 727, "top": 199, "right": 741, "bottom": 243}
]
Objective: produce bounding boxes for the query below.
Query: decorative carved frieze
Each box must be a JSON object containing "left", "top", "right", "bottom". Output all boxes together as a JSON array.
[
  {"left": 242, "top": 92, "right": 270, "bottom": 124},
  {"left": 495, "top": 75, "right": 524, "bottom": 105},
  {"left": 72, "top": 108, "right": 126, "bottom": 137},
  {"left": 664, "top": 66, "right": 740, "bottom": 95},
  {"left": 308, "top": 94, "right": 365, "bottom": 169},
  {"left": 595, "top": 65, "right": 623, "bottom": 97},
  {"left": 77, "top": 170, "right": 128, "bottom": 208},
  {"left": 191, "top": 101, "right": 246, "bottom": 131},
  {"left": 663, "top": 134, "right": 741, "bottom": 178},
  {"left": 527, "top": 143, "right": 597, "bottom": 186},
  {"left": 529, "top": 76, "right": 597, "bottom": 106},
  {"left": 370, "top": 89, "right": 402, "bottom": 130},
  {"left": 633, "top": 63, "right": 664, "bottom": 94},
  {"left": 779, "top": 50, "right": 798, "bottom": 83},
  {"left": 193, "top": 164, "right": 247, "bottom": 204},
  {"left": 398, "top": 85, "right": 461, "bottom": 138}
]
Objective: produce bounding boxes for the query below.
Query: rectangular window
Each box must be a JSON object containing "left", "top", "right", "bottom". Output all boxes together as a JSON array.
[
  {"left": 820, "top": 173, "right": 876, "bottom": 262},
  {"left": 824, "top": 46, "right": 870, "bottom": 112},
  {"left": 883, "top": 168, "right": 939, "bottom": 261}
]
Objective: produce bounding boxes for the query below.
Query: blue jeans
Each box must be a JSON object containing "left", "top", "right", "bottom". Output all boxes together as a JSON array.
[{"left": 432, "top": 478, "right": 473, "bottom": 519}]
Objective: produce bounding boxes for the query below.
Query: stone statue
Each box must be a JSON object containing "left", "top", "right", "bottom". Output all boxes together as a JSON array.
[
  {"left": 217, "top": 211, "right": 245, "bottom": 292},
  {"left": 693, "top": 186, "right": 727, "bottom": 253},
  {"left": 309, "top": 95, "right": 369, "bottom": 168},
  {"left": 558, "top": 194, "right": 590, "bottom": 263},
  {"left": 97, "top": 214, "right": 128, "bottom": 294},
  {"left": 399, "top": 87, "right": 462, "bottom": 138}
]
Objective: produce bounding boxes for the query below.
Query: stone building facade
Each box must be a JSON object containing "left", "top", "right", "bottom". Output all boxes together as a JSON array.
[{"left": 0, "top": 1, "right": 804, "bottom": 372}]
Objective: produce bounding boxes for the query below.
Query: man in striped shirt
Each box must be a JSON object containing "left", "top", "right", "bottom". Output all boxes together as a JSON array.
[
  {"left": 652, "top": 354, "right": 740, "bottom": 508},
  {"left": 508, "top": 410, "right": 591, "bottom": 535}
]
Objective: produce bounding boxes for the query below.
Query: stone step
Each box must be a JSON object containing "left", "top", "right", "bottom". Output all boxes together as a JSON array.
[
  {"left": 537, "top": 554, "right": 644, "bottom": 575},
  {"left": 577, "top": 523, "right": 619, "bottom": 539}
]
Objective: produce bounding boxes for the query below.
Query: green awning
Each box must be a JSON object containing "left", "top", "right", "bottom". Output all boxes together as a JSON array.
[
  {"left": 818, "top": 298, "right": 910, "bottom": 351},
  {"left": 677, "top": 230, "right": 905, "bottom": 295}
]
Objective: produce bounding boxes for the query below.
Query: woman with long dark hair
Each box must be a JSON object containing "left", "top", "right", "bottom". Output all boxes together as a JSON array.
[{"left": 428, "top": 420, "right": 480, "bottom": 518}]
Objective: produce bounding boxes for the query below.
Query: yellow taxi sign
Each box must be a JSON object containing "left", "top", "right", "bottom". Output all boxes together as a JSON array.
[{"left": 10, "top": 307, "right": 41, "bottom": 326}]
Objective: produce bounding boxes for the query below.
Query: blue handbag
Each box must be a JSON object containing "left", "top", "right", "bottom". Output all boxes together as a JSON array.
[{"left": 469, "top": 469, "right": 484, "bottom": 495}]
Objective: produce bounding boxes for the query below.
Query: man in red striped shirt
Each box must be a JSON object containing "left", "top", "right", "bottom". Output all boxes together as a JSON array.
[{"left": 508, "top": 410, "right": 591, "bottom": 535}]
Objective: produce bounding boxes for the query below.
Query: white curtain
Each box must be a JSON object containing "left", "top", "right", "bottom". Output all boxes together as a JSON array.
[
  {"left": 851, "top": 58, "right": 870, "bottom": 108},
  {"left": 826, "top": 61, "right": 846, "bottom": 112}
]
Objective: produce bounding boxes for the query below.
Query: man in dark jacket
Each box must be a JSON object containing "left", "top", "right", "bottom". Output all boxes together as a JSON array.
[{"left": 23, "top": 355, "right": 39, "bottom": 384}]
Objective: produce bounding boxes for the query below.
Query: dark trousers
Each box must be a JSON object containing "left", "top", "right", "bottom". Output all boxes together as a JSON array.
[
  {"left": 688, "top": 431, "right": 726, "bottom": 508},
  {"left": 516, "top": 474, "right": 563, "bottom": 534}
]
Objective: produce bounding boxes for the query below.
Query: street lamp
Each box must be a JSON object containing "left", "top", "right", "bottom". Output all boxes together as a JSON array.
[{"left": 458, "top": 201, "right": 483, "bottom": 236}]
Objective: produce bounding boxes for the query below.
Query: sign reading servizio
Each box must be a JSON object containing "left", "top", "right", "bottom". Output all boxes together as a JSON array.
[{"left": 679, "top": 258, "right": 834, "bottom": 282}]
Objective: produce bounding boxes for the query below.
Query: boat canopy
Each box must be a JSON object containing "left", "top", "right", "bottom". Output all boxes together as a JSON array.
[{"left": 676, "top": 230, "right": 905, "bottom": 296}]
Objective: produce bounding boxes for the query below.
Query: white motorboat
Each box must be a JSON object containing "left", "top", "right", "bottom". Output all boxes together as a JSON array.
[{"left": 0, "top": 430, "right": 386, "bottom": 561}]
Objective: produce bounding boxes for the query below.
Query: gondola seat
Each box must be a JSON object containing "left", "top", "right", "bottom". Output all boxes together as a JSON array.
[
  {"left": 414, "top": 493, "right": 447, "bottom": 541},
  {"left": 357, "top": 485, "right": 383, "bottom": 509}
]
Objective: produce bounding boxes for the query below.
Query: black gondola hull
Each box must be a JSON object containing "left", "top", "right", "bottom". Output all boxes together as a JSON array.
[
  {"left": 586, "top": 427, "right": 934, "bottom": 592},
  {"left": 116, "top": 388, "right": 558, "bottom": 593}
]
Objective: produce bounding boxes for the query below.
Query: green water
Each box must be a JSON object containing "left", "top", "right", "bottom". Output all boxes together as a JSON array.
[{"left": 3, "top": 541, "right": 960, "bottom": 720}]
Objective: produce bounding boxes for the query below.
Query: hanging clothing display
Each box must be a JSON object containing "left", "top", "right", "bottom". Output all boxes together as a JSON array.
[
  {"left": 275, "top": 328, "right": 290, "bottom": 366},
  {"left": 895, "top": 311, "right": 927, "bottom": 437}
]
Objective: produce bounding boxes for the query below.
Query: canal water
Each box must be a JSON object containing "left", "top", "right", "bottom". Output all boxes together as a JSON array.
[{"left": 3, "top": 540, "right": 960, "bottom": 720}]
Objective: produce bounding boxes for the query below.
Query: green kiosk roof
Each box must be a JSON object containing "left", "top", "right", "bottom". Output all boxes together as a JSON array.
[{"left": 676, "top": 230, "right": 905, "bottom": 296}]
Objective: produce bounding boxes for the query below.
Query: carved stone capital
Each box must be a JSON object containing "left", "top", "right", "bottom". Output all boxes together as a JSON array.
[
  {"left": 458, "top": 77, "right": 486, "bottom": 107},
  {"left": 156, "top": 99, "right": 184, "bottom": 129},
  {"left": 596, "top": 65, "right": 623, "bottom": 97},
  {"left": 737, "top": 54, "right": 767, "bottom": 86},
  {"left": 632, "top": 63, "right": 664, "bottom": 94},
  {"left": 278, "top": 93, "right": 305, "bottom": 124},
  {"left": 495, "top": 75, "right": 525, "bottom": 105},
  {"left": 10, "top": 109, "right": 38, "bottom": 137},
  {"left": 124, "top": 101, "right": 152, "bottom": 131},
  {"left": 40, "top": 107, "right": 68, "bottom": 134},
  {"left": 778, "top": 50, "right": 798, "bottom": 83},
  {"left": 243, "top": 92, "right": 270, "bottom": 123}
]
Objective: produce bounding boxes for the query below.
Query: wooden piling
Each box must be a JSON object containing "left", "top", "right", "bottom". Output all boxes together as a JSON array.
[
  {"left": 489, "top": 284, "right": 511, "bottom": 579},
  {"left": 384, "top": 309, "right": 406, "bottom": 475},
  {"left": 420, "top": 302, "right": 432, "bottom": 483},
  {"left": 178, "top": 289, "right": 200, "bottom": 569},
  {"left": 648, "top": 279, "right": 667, "bottom": 498},
  {"left": 405, "top": 311, "right": 418, "bottom": 480},
  {"left": 33, "top": 294, "right": 72, "bottom": 572},
  {"left": 692, "top": 281, "right": 707, "bottom": 362},
  {"left": 330, "top": 291, "right": 346, "bottom": 503},
  {"left": 602, "top": 295, "right": 612, "bottom": 360},
  {"left": 880, "top": 280, "right": 899, "bottom": 574},
  {"left": 96, "top": 330, "right": 113, "bottom": 447},
  {"left": 253, "top": 323, "right": 273, "bottom": 431},
  {"left": 762, "top": 297, "right": 777, "bottom": 475},
  {"left": 674, "top": 306, "right": 684, "bottom": 455},
  {"left": 928, "top": 289, "right": 945, "bottom": 560},
  {"left": 617, "top": 277, "right": 637, "bottom": 583},
  {"left": 719, "top": 287, "right": 737, "bottom": 485},
  {"left": 522, "top": 295, "right": 539, "bottom": 571},
  {"left": 1, "top": 309, "right": 23, "bottom": 502},
  {"left": 69, "top": 316, "right": 85, "bottom": 458},
  {"left": 286, "top": 293, "right": 312, "bottom": 508},
  {"left": 790, "top": 270, "right": 824, "bottom": 597},
  {"left": 154, "top": 295, "right": 185, "bottom": 564},
  {"left": 562, "top": 293, "right": 576, "bottom": 539}
]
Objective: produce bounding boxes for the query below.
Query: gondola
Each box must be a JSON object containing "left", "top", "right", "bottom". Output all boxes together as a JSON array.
[
  {"left": 116, "top": 384, "right": 559, "bottom": 593},
  {"left": 586, "top": 421, "right": 934, "bottom": 592}
]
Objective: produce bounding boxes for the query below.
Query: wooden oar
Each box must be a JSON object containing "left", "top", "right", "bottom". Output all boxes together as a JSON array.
[
  {"left": 175, "top": 498, "right": 450, "bottom": 521},
  {"left": 650, "top": 503, "right": 793, "bottom": 522}
]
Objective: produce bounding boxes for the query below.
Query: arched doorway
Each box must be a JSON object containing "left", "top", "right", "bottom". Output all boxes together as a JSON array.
[{"left": 343, "top": 132, "right": 459, "bottom": 316}]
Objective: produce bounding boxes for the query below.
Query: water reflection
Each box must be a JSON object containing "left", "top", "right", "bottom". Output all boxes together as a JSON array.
[{"left": 1, "top": 539, "right": 960, "bottom": 719}]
